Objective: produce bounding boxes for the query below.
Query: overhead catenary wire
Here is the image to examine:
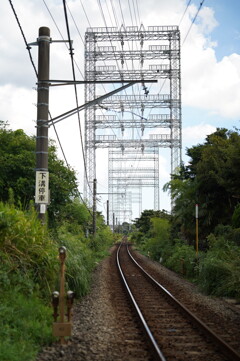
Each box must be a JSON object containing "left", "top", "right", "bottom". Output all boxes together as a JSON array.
[
  {"left": 179, "top": 0, "right": 192, "bottom": 26},
  {"left": 8, "top": 0, "right": 70, "bottom": 169},
  {"left": 9, "top": 0, "right": 91, "bottom": 213},
  {"left": 8, "top": 0, "right": 37, "bottom": 77},
  {"left": 43, "top": 1, "right": 93, "bottom": 213},
  {"left": 97, "top": 0, "right": 144, "bottom": 136},
  {"left": 42, "top": 0, "right": 84, "bottom": 78},
  {"left": 182, "top": 0, "right": 205, "bottom": 45},
  {"left": 147, "top": 0, "right": 205, "bottom": 120},
  {"left": 95, "top": 0, "right": 157, "bottom": 200},
  {"left": 62, "top": 0, "right": 93, "bottom": 197},
  {"left": 75, "top": 0, "right": 122, "bottom": 142}
]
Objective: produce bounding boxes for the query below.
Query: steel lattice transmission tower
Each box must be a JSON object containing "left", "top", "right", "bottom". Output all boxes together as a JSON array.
[{"left": 84, "top": 25, "right": 182, "bottom": 219}]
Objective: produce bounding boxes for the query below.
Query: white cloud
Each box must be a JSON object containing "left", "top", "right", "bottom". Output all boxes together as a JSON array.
[
  {"left": 2, "top": 0, "right": 240, "bottom": 215},
  {"left": 183, "top": 123, "right": 216, "bottom": 146},
  {"left": 0, "top": 84, "right": 36, "bottom": 134},
  {"left": 181, "top": 4, "right": 240, "bottom": 119}
]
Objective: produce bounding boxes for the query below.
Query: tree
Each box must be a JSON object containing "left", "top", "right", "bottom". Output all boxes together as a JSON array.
[
  {"left": 134, "top": 209, "right": 170, "bottom": 234},
  {"left": 0, "top": 122, "right": 80, "bottom": 227},
  {"left": 164, "top": 128, "right": 240, "bottom": 242}
]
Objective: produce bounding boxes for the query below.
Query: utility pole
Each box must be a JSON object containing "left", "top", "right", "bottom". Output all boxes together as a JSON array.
[
  {"left": 93, "top": 178, "right": 97, "bottom": 237},
  {"left": 35, "top": 27, "right": 50, "bottom": 222},
  {"left": 113, "top": 212, "right": 115, "bottom": 233},
  {"left": 106, "top": 200, "right": 109, "bottom": 226}
]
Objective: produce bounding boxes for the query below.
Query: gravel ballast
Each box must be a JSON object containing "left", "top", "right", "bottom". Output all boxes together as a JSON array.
[{"left": 36, "top": 246, "right": 240, "bottom": 361}]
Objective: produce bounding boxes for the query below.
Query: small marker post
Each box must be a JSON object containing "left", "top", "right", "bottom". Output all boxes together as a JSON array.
[
  {"left": 195, "top": 204, "right": 199, "bottom": 258},
  {"left": 52, "top": 247, "right": 74, "bottom": 344}
]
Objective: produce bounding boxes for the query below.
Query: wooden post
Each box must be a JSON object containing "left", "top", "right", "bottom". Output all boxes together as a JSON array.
[
  {"left": 59, "top": 246, "right": 66, "bottom": 345},
  {"left": 196, "top": 204, "right": 199, "bottom": 258},
  {"left": 52, "top": 246, "right": 72, "bottom": 343}
]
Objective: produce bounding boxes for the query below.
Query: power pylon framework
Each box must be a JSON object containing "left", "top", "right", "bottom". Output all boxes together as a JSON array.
[{"left": 84, "top": 25, "right": 182, "bottom": 223}]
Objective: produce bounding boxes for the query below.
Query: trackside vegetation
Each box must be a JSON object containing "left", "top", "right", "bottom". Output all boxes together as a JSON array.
[
  {"left": 131, "top": 128, "right": 240, "bottom": 301},
  {"left": 0, "top": 122, "right": 116, "bottom": 361}
]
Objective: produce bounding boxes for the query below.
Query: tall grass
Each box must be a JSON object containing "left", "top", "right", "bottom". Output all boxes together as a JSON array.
[{"left": 0, "top": 202, "right": 115, "bottom": 360}]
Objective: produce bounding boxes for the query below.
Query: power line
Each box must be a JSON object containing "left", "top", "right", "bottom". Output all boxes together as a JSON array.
[
  {"left": 131, "top": 0, "right": 139, "bottom": 27},
  {"left": 8, "top": 0, "right": 70, "bottom": 169},
  {"left": 79, "top": 0, "right": 121, "bottom": 142},
  {"left": 134, "top": 0, "right": 141, "bottom": 25},
  {"left": 118, "top": 0, "right": 126, "bottom": 27},
  {"left": 80, "top": 0, "right": 91, "bottom": 28},
  {"left": 97, "top": 0, "right": 144, "bottom": 135},
  {"left": 62, "top": 0, "right": 93, "bottom": 197},
  {"left": 179, "top": 0, "right": 192, "bottom": 26},
  {"left": 9, "top": 0, "right": 91, "bottom": 214},
  {"left": 182, "top": 0, "right": 205, "bottom": 45},
  {"left": 43, "top": 0, "right": 84, "bottom": 78},
  {"left": 8, "top": 0, "right": 37, "bottom": 78}
]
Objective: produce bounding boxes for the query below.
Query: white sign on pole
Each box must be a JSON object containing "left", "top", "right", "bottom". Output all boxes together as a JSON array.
[{"left": 35, "top": 171, "right": 49, "bottom": 204}]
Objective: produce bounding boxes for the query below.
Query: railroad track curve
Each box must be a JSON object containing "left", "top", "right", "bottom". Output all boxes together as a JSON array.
[{"left": 117, "top": 242, "right": 240, "bottom": 361}]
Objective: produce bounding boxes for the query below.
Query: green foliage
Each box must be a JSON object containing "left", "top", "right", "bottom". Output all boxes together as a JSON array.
[
  {"left": 132, "top": 209, "right": 171, "bottom": 246},
  {"left": 164, "top": 244, "right": 197, "bottom": 277},
  {"left": 141, "top": 218, "right": 171, "bottom": 261},
  {"left": 0, "top": 203, "right": 56, "bottom": 361},
  {"left": 232, "top": 203, "right": 240, "bottom": 228},
  {"left": 0, "top": 200, "right": 116, "bottom": 361},
  {"left": 56, "top": 232, "right": 95, "bottom": 298},
  {"left": 163, "top": 128, "right": 240, "bottom": 242},
  {"left": 0, "top": 122, "right": 118, "bottom": 360},
  {"left": 0, "top": 202, "right": 57, "bottom": 294},
  {"left": 198, "top": 234, "right": 240, "bottom": 298},
  {"left": 0, "top": 290, "right": 53, "bottom": 361},
  {"left": 0, "top": 126, "right": 35, "bottom": 206},
  {"left": 133, "top": 206, "right": 240, "bottom": 298},
  {"left": 0, "top": 122, "right": 79, "bottom": 228},
  {"left": 47, "top": 144, "right": 79, "bottom": 227}
]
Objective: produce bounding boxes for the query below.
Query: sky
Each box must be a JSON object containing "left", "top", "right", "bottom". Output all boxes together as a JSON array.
[{"left": 1, "top": 0, "right": 240, "bottom": 220}]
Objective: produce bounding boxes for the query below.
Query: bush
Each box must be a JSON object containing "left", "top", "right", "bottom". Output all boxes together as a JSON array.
[
  {"left": 141, "top": 218, "right": 171, "bottom": 261},
  {"left": 0, "top": 289, "right": 53, "bottom": 361},
  {"left": 198, "top": 234, "right": 240, "bottom": 298},
  {"left": 56, "top": 231, "right": 95, "bottom": 298},
  {"left": 0, "top": 202, "right": 58, "bottom": 294},
  {"left": 0, "top": 202, "right": 116, "bottom": 360},
  {"left": 164, "top": 243, "right": 197, "bottom": 277}
]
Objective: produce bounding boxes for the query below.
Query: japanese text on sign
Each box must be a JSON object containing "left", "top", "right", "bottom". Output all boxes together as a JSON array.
[{"left": 35, "top": 171, "right": 49, "bottom": 204}]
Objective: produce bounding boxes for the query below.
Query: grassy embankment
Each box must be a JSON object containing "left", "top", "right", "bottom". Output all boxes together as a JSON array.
[
  {"left": 0, "top": 202, "right": 115, "bottom": 361},
  {"left": 131, "top": 217, "right": 240, "bottom": 300}
]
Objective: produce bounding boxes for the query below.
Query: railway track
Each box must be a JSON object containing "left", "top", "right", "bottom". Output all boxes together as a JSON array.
[{"left": 117, "top": 242, "right": 240, "bottom": 361}]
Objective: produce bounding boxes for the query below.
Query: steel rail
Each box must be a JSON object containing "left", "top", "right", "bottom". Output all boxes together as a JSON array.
[
  {"left": 127, "top": 244, "right": 240, "bottom": 361},
  {"left": 116, "top": 243, "right": 166, "bottom": 361}
]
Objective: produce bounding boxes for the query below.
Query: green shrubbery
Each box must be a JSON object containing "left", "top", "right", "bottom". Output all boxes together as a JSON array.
[
  {"left": 198, "top": 234, "right": 240, "bottom": 298},
  {"left": 164, "top": 243, "right": 197, "bottom": 277},
  {"left": 0, "top": 202, "right": 115, "bottom": 361},
  {"left": 0, "top": 202, "right": 58, "bottom": 294},
  {"left": 0, "top": 123, "right": 116, "bottom": 360},
  {"left": 132, "top": 212, "right": 240, "bottom": 300},
  {"left": 0, "top": 291, "right": 53, "bottom": 361}
]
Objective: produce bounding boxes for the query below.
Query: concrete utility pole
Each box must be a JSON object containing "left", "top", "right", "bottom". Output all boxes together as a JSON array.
[
  {"left": 35, "top": 27, "right": 50, "bottom": 222},
  {"left": 93, "top": 178, "right": 97, "bottom": 237}
]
